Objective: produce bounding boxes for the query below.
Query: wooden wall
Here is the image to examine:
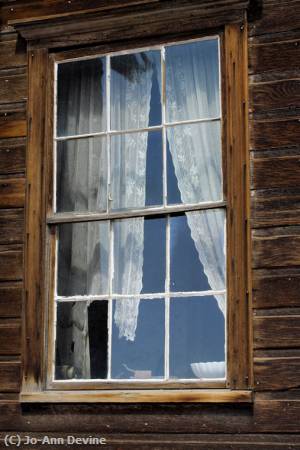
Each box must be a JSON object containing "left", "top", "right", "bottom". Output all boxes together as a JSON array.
[{"left": 0, "top": 0, "right": 300, "bottom": 447}]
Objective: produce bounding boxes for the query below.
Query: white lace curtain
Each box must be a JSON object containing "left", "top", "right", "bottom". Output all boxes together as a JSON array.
[
  {"left": 111, "top": 53, "right": 154, "bottom": 341},
  {"left": 166, "top": 41, "right": 226, "bottom": 316}
]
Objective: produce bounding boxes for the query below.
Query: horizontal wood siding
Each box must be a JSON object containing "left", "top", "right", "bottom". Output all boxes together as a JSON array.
[{"left": 0, "top": 0, "right": 298, "bottom": 443}]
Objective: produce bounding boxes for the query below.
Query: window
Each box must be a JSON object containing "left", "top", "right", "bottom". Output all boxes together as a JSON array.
[
  {"left": 50, "top": 37, "right": 227, "bottom": 387},
  {"left": 22, "top": 23, "right": 251, "bottom": 402}
]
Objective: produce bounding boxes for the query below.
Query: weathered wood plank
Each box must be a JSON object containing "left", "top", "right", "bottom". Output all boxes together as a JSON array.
[
  {"left": 251, "top": 152, "right": 300, "bottom": 189},
  {"left": 0, "top": 138, "right": 26, "bottom": 175},
  {"left": 0, "top": 177, "right": 25, "bottom": 208},
  {"left": 0, "top": 69, "right": 27, "bottom": 105},
  {"left": 250, "top": 118, "right": 300, "bottom": 150},
  {"left": 0, "top": 120, "right": 26, "bottom": 138},
  {"left": 0, "top": 282, "right": 22, "bottom": 317},
  {"left": 249, "top": 0, "right": 300, "bottom": 37},
  {"left": 254, "top": 356, "right": 300, "bottom": 390},
  {"left": 0, "top": 361, "right": 20, "bottom": 392},
  {"left": 252, "top": 226, "right": 300, "bottom": 269},
  {"left": 250, "top": 79, "right": 300, "bottom": 116},
  {"left": 249, "top": 39, "right": 300, "bottom": 75},
  {"left": 253, "top": 268, "right": 300, "bottom": 309},
  {"left": 0, "top": 244, "right": 23, "bottom": 281},
  {"left": 0, "top": 320, "right": 21, "bottom": 355},
  {"left": 0, "top": 209, "right": 23, "bottom": 244},
  {"left": 251, "top": 187, "right": 300, "bottom": 228},
  {"left": 254, "top": 315, "right": 300, "bottom": 349},
  {"left": 0, "top": 34, "right": 26, "bottom": 70}
]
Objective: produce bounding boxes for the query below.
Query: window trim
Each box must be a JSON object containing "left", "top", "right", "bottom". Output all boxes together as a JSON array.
[{"left": 21, "top": 23, "right": 252, "bottom": 403}]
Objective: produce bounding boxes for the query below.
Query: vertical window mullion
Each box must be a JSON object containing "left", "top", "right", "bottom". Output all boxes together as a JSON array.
[
  {"left": 165, "top": 214, "right": 170, "bottom": 380},
  {"left": 107, "top": 55, "right": 113, "bottom": 380},
  {"left": 107, "top": 220, "right": 113, "bottom": 380}
]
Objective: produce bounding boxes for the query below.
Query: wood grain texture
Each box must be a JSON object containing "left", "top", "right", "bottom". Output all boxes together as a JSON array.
[
  {"left": 12, "top": 1, "right": 247, "bottom": 49},
  {"left": 254, "top": 315, "right": 300, "bottom": 349},
  {"left": 249, "top": 0, "right": 300, "bottom": 37},
  {"left": 0, "top": 120, "right": 26, "bottom": 138},
  {"left": 253, "top": 268, "right": 300, "bottom": 309},
  {"left": 224, "top": 23, "right": 251, "bottom": 390},
  {"left": 0, "top": 244, "right": 23, "bottom": 281},
  {"left": 249, "top": 39, "right": 300, "bottom": 75},
  {"left": 251, "top": 187, "right": 300, "bottom": 227},
  {"left": 0, "top": 34, "right": 26, "bottom": 70},
  {"left": 250, "top": 118, "right": 300, "bottom": 150},
  {"left": 252, "top": 226, "right": 300, "bottom": 268},
  {"left": 250, "top": 79, "right": 300, "bottom": 116},
  {"left": 0, "top": 177, "right": 25, "bottom": 208},
  {"left": 0, "top": 320, "right": 21, "bottom": 355},
  {"left": 0, "top": 69, "right": 27, "bottom": 105},
  {"left": 0, "top": 138, "right": 26, "bottom": 174},
  {"left": 251, "top": 152, "right": 300, "bottom": 189},
  {"left": 0, "top": 361, "right": 20, "bottom": 392},
  {"left": 254, "top": 356, "right": 300, "bottom": 390},
  {"left": 0, "top": 209, "right": 24, "bottom": 244},
  {"left": 0, "top": 282, "right": 22, "bottom": 317}
]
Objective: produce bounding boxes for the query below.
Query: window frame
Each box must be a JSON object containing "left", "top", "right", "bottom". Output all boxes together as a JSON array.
[{"left": 21, "top": 23, "right": 252, "bottom": 403}]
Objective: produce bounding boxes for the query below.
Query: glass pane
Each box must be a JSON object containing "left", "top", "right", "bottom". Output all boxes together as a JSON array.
[
  {"left": 112, "top": 299, "right": 164, "bottom": 379},
  {"left": 56, "top": 137, "right": 107, "bottom": 213},
  {"left": 57, "top": 58, "right": 106, "bottom": 137},
  {"left": 55, "top": 300, "right": 108, "bottom": 380},
  {"left": 167, "top": 121, "right": 222, "bottom": 205},
  {"left": 111, "top": 50, "right": 161, "bottom": 130},
  {"left": 57, "top": 222, "right": 109, "bottom": 296},
  {"left": 113, "top": 216, "right": 166, "bottom": 295},
  {"left": 110, "top": 131, "right": 163, "bottom": 211},
  {"left": 170, "top": 210, "right": 225, "bottom": 292},
  {"left": 166, "top": 39, "right": 220, "bottom": 122},
  {"left": 170, "top": 296, "right": 225, "bottom": 379}
]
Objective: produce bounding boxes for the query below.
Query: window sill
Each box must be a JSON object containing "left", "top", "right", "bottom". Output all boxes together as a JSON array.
[{"left": 20, "top": 389, "right": 253, "bottom": 403}]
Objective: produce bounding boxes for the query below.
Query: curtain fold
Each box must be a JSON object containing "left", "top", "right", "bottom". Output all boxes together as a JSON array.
[
  {"left": 166, "top": 41, "right": 226, "bottom": 317},
  {"left": 111, "top": 53, "right": 154, "bottom": 341}
]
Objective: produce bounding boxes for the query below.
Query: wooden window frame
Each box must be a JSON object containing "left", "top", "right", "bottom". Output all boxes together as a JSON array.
[{"left": 20, "top": 19, "right": 252, "bottom": 403}]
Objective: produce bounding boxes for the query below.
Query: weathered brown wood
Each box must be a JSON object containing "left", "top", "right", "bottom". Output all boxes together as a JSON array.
[
  {"left": 21, "top": 389, "right": 253, "bottom": 404},
  {"left": 0, "top": 34, "right": 26, "bottom": 70},
  {"left": 252, "top": 226, "right": 300, "bottom": 269},
  {"left": 251, "top": 187, "right": 300, "bottom": 228},
  {"left": 254, "top": 356, "right": 300, "bottom": 390},
  {"left": 0, "top": 282, "right": 22, "bottom": 317},
  {"left": 0, "top": 69, "right": 27, "bottom": 105},
  {"left": 0, "top": 177, "right": 25, "bottom": 208},
  {"left": 250, "top": 117, "right": 300, "bottom": 150},
  {"left": 254, "top": 314, "right": 300, "bottom": 349},
  {"left": 225, "top": 23, "right": 251, "bottom": 389},
  {"left": 251, "top": 151, "right": 300, "bottom": 189},
  {"left": 249, "top": 39, "right": 300, "bottom": 75},
  {"left": 250, "top": 79, "right": 300, "bottom": 116},
  {"left": 0, "top": 138, "right": 26, "bottom": 174},
  {"left": 253, "top": 268, "right": 300, "bottom": 309},
  {"left": 0, "top": 320, "right": 21, "bottom": 355},
  {"left": 0, "top": 209, "right": 23, "bottom": 244},
  {"left": 249, "top": 0, "right": 300, "bottom": 37},
  {"left": 13, "top": 1, "right": 247, "bottom": 49},
  {"left": 0, "top": 244, "right": 23, "bottom": 281},
  {"left": 0, "top": 120, "right": 26, "bottom": 138},
  {"left": 0, "top": 361, "right": 20, "bottom": 392},
  {"left": 22, "top": 48, "right": 48, "bottom": 393}
]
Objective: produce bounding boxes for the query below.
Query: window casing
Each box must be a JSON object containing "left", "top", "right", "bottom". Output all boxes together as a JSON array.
[{"left": 21, "top": 22, "right": 251, "bottom": 402}]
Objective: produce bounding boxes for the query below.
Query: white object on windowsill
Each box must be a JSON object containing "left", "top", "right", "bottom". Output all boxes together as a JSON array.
[{"left": 190, "top": 361, "right": 225, "bottom": 379}]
